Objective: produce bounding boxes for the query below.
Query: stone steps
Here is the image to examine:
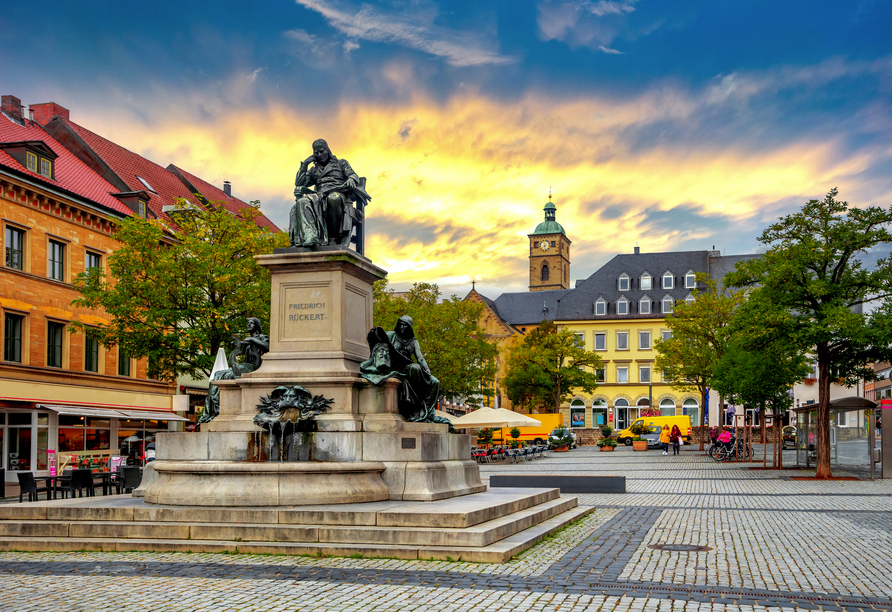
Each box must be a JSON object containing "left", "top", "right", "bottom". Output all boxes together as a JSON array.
[
  {"left": 0, "top": 488, "right": 592, "bottom": 562},
  {"left": 0, "top": 506, "right": 593, "bottom": 563}
]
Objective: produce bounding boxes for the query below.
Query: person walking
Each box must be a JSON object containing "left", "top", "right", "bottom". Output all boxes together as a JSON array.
[
  {"left": 670, "top": 425, "right": 682, "bottom": 456},
  {"left": 660, "top": 425, "right": 671, "bottom": 455}
]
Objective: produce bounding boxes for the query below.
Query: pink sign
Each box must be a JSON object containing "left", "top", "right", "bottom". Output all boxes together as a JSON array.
[{"left": 48, "top": 450, "right": 56, "bottom": 476}]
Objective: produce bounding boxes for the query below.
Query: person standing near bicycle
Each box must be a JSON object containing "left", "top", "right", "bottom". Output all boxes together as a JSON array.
[
  {"left": 670, "top": 425, "right": 682, "bottom": 456},
  {"left": 660, "top": 425, "right": 671, "bottom": 455}
]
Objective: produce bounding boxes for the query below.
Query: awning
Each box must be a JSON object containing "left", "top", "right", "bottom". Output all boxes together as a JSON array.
[{"left": 37, "top": 404, "right": 189, "bottom": 422}]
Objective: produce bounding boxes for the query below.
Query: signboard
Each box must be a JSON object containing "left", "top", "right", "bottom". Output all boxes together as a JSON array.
[{"left": 48, "top": 450, "right": 56, "bottom": 476}]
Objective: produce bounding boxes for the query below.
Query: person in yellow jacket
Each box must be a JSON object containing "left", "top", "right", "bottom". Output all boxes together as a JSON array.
[{"left": 659, "top": 425, "right": 671, "bottom": 455}]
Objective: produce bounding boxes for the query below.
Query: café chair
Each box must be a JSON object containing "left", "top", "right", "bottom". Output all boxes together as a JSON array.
[
  {"left": 16, "top": 472, "right": 49, "bottom": 503},
  {"left": 121, "top": 466, "right": 142, "bottom": 494}
]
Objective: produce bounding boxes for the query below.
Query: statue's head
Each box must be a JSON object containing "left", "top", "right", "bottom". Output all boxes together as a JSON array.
[
  {"left": 247, "top": 317, "right": 262, "bottom": 334},
  {"left": 312, "top": 139, "right": 331, "bottom": 165},
  {"left": 371, "top": 342, "right": 391, "bottom": 371},
  {"left": 395, "top": 315, "right": 414, "bottom": 339}
]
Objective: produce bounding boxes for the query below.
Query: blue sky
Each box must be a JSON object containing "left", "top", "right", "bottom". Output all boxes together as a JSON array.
[{"left": 3, "top": 0, "right": 891, "bottom": 295}]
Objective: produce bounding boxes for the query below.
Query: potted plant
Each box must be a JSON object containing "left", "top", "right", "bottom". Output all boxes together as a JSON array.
[
  {"left": 597, "top": 438, "right": 617, "bottom": 452},
  {"left": 509, "top": 427, "right": 521, "bottom": 446},
  {"left": 630, "top": 422, "right": 648, "bottom": 451},
  {"left": 476, "top": 428, "right": 494, "bottom": 447},
  {"left": 550, "top": 426, "right": 574, "bottom": 451},
  {"left": 600, "top": 424, "right": 613, "bottom": 438}
]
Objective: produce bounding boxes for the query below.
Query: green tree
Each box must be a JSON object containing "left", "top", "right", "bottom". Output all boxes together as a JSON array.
[
  {"left": 726, "top": 188, "right": 892, "bottom": 478},
  {"left": 373, "top": 280, "right": 499, "bottom": 405},
  {"left": 711, "top": 294, "right": 812, "bottom": 467},
  {"left": 504, "top": 320, "right": 603, "bottom": 412},
  {"left": 71, "top": 200, "right": 287, "bottom": 382},
  {"left": 653, "top": 277, "right": 746, "bottom": 449}
]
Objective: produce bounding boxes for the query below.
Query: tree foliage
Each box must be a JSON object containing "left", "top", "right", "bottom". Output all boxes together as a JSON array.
[
  {"left": 504, "top": 320, "right": 603, "bottom": 412},
  {"left": 373, "top": 280, "right": 499, "bottom": 404},
  {"left": 71, "top": 201, "right": 287, "bottom": 382},
  {"left": 653, "top": 277, "right": 746, "bottom": 448},
  {"left": 726, "top": 188, "right": 892, "bottom": 477}
]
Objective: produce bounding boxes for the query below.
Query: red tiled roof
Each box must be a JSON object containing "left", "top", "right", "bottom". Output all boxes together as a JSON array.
[
  {"left": 168, "top": 165, "right": 281, "bottom": 232},
  {"left": 56, "top": 117, "right": 195, "bottom": 221},
  {"left": 0, "top": 114, "right": 132, "bottom": 216}
]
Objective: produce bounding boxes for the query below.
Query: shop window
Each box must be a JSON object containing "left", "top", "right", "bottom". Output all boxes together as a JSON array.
[
  {"left": 592, "top": 400, "right": 608, "bottom": 426},
  {"left": 660, "top": 398, "right": 676, "bottom": 416},
  {"left": 570, "top": 400, "right": 586, "bottom": 428},
  {"left": 4, "top": 312, "right": 24, "bottom": 362}
]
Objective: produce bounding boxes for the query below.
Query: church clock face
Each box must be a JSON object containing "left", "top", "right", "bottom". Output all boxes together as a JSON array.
[{"left": 540, "top": 240, "right": 551, "bottom": 252}]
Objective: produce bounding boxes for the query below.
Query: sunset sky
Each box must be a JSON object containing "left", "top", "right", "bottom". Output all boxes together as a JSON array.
[{"left": 3, "top": 1, "right": 891, "bottom": 296}]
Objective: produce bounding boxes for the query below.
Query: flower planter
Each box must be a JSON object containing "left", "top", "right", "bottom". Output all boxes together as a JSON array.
[
  {"left": 598, "top": 446, "right": 615, "bottom": 452},
  {"left": 632, "top": 441, "right": 648, "bottom": 451},
  {"left": 554, "top": 446, "right": 570, "bottom": 452}
]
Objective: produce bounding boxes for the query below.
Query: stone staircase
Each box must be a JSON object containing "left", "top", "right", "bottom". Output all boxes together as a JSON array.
[{"left": 0, "top": 488, "right": 592, "bottom": 562}]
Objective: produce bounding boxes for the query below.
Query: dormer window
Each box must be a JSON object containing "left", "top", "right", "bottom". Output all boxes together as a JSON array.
[
  {"left": 594, "top": 297, "right": 607, "bottom": 316},
  {"left": 618, "top": 273, "right": 630, "bottom": 291},
  {"left": 663, "top": 271, "right": 674, "bottom": 289},
  {"left": 685, "top": 293, "right": 696, "bottom": 304},
  {"left": 0, "top": 141, "right": 58, "bottom": 180},
  {"left": 662, "top": 294, "right": 674, "bottom": 314},
  {"left": 138, "top": 200, "right": 147, "bottom": 217},
  {"left": 685, "top": 270, "right": 697, "bottom": 288},
  {"left": 617, "top": 296, "right": 629, "bottom": 315},
  {"left": 639, "top": 295, "right": 652, "bottom": 314},
  {"left": 640, "top": 272, "right": 652, "bottom": 290},
  {"left": 111, "top": 190, "right": 151, "bottom": 218}
]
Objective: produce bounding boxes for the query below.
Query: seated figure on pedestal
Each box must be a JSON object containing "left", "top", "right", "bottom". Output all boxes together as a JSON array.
[
  {"left": 360, "top": 315, "right": 452, "bottom": 428},
  {"left": 198, "top": 317, "right": 270, "bottom": 425},
  {"left": 289, "top": 139, "right": 371, "bottom": 252}
]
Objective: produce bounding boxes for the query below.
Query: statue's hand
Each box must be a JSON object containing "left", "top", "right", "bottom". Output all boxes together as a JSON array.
[{"left": 345, "top": 177, "right": 357, "bottom": 189}]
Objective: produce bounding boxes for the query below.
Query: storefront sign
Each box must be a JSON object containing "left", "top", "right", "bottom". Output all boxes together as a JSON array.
[{"left": 47, "top": 450, "right": 56, "bottom": 476}]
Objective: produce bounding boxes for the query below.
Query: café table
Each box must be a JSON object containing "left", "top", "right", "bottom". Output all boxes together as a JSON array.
[{"left": 32, "top": 475, "right": 71, "bottom": 500}]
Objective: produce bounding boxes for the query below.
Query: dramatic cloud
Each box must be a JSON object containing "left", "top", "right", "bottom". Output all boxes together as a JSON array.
[{"left": 294, "top": 0, "right": 517, "bottom": 66}]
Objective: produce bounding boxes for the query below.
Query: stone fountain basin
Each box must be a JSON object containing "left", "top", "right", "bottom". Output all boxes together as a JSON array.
[{"left": 145, "top": 460, "right": 389, "bottom": 507}]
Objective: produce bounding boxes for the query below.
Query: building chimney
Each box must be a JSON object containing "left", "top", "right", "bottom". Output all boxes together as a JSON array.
[
  {"left": 634, "top": 246, "right": 640, "bottom": 255},
  {"left": 223, "top": 181, "right": 231, "bottom": 197},
  {"left": 29, "top": 102, "right": 70, "bottom": 126},
  {"left": 1, "top": 95, "right": 23, "bottom": 123}
]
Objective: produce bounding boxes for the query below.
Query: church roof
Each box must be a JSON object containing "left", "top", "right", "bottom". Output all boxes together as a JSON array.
[{"left": 493, "top": 289, "right": 572, "bottom": 325}]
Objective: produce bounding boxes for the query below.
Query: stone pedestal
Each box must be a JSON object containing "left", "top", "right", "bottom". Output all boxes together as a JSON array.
[{"left": 146, "top": 249, "right": 484, "bottom": 506}]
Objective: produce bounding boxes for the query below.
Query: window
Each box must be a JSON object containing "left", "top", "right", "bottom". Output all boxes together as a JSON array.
[
  {"left": 118, "top": 347, "right": 131, "bottom": 377},
  {"left": 618, "top": 273, "right": 630, "bottom": 291},
  {"left": 4, "top": 313, "right": 24, "bottom": 362},
  {"left": 48, "top": 240, "right": 65, "bottom": 281},
  {"left": 660, "top": 398, "right": 676, "bottom": 416},
  {"left": 40, "top": 157, "right": 52, "bottom": 178},
  {"left": 136, "top": 176, "right": 157, "bottom": 193},
  {"left": 661, "top": 330, "right": 672, "bottom": 342},
  {"left": 138, "top": 200, "right": 147, "bottom": 217},
  {"left": 23, "top": 149, "right": 53, "bottom": 178},
  {"left": 85, "top": 335, "right": 100, "bottom": 373},
  {"left": 617, "top": 296, "right": 629, "bottom": 315},
  {"left": 685, "top": 294, "right": 696, "bottom": 305},
  {"left": 685, "top": 271, "right": 697, "bottom": 288},
  {"left": 616, "top": 332, "right": 628, "bottom": 350},
  {"left": 640, "top": 272, "right": 652, "bottom": 290},
  {"left": 26, "top": 151, "right": 38, "bottom": 172},
  {"left": 662, "top": 295, "right": 674, "bottom": 314},
  {"left": 47, "top": 321, "right": 64, "bottom": 368},
  {"left": 574, "top": 332, "right": 584, "bottom": 347},
  {"left": 639, "top": 295, "right": 651, "bottom": 315},
  {"left": 86, "top": 251, "right": 102, "bottom": 271},
  {"left": 594, "top": 367, "right": 605, "bottom": 382},
  {"left": 594, "top": 332, "right": 606, "bottom": 351},
  {"left": 663, "top": 271, "right": 674, "bottom": 289},
  {"left": 592, "top": 399, "right": 608, "bottom": 426},
  {"left": 5, "top": 226, "right": 24, "bottom": 270},
  {"left": 639, "top": 331, "right": 651, "bottom": 350},
  {"left": 683, "top": 398, "right": 699, "bottom": 428},
  {"left": 617, "top": 366, "right": 629, "bottom": 384},
  {"left": 594, "top": 298, "right": 606, "bottom": 316},
  {"left": 570, "top": 400, "right": 586, "bottom": 428},
  {"left": 541, "top": 263, "right": 549, "bottom": 281},
  {"left": 640, "top": 366, "right": 651, "bottom": 383}
]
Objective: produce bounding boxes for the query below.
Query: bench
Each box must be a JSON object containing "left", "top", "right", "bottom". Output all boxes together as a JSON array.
[{"left": 488, "top": 474, "right": 626, "bottom": 493}]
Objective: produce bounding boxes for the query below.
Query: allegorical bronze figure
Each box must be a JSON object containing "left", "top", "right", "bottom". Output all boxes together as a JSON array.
[
  {"left": 289, "top": 139, "right": 371, "bottom": 252},
  {"left": 198, "top": 317, "right": 270, "bottom": 425},
  {"left": 360, "top": 315, "right": 452, "bottom": 428}
]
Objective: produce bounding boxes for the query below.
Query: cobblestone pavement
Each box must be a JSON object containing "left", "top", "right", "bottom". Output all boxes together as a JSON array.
[{"left": 1, "top": 446, "right": 890, "bottom": 611}]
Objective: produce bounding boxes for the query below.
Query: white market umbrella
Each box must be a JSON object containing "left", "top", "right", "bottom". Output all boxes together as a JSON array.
[
  {"left": 450, "top": 407, "right": 531, "bottom": 429},
  {"left": 492, "top": 408, "right": 541, "bottom": 427},
  {"left": 433, "top": 410, "right": 456, "bottom": 423},
  {"left": 210, "top": 347, "right": 229, "bottom": 379}
]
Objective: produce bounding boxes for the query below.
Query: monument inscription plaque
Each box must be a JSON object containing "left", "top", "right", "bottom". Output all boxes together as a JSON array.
[{"left": 281, "top": 283, "right": 331, "bottom": 341}]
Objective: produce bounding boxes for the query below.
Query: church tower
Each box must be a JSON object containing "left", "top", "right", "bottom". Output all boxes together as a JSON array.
[{"left": 528, "top": 193, "right": 571, "bottom": 291}]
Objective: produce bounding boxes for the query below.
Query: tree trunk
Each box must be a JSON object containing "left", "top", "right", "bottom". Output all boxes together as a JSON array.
[
  {"left": 815, "top": 354, "right": 833, "bottom": 479},
  {"left": 699, "top": 386, "right": 707, "bottom": 451}
]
